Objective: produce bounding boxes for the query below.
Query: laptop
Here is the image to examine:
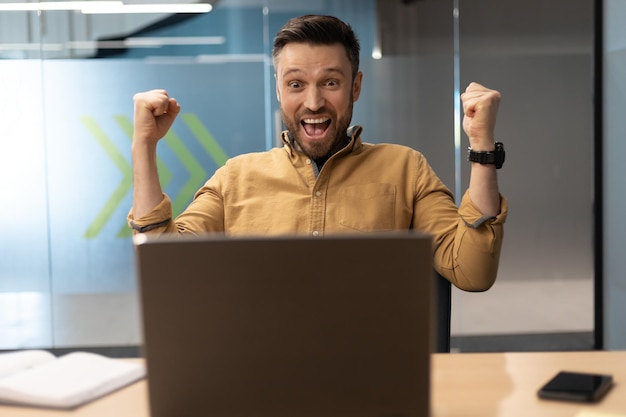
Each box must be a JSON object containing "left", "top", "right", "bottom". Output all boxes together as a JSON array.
[{"left": 133, "top": 232, "right": 435, "bottom": 417}]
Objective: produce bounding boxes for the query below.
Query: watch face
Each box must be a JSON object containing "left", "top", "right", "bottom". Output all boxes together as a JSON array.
[{"left": 494, "top": 142, "right": 505, "bottom": 169}]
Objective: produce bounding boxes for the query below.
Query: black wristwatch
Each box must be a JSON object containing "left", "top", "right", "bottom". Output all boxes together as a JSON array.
[{"left": 467, "top": 141, "right": 505, "bottom": 169}]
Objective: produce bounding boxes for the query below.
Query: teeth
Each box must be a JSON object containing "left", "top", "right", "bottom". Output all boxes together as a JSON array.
[{"left": 303, "top": 117, "right": 329, "bottom": 124}]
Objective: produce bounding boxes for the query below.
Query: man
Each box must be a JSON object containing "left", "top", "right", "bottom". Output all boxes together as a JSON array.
[{"left": 128, "top": 14, "right": 507, "bottom": 291}]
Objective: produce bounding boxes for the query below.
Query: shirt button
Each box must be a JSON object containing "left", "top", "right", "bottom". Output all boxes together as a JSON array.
[
  {"left": 312, "top": 231, "right": 319, "bottom": 236},
  {"left": 315, "top": 191, "right": 321, "bottom": 197},
  {"left": 305, "top": 159, "right": 311, "bottom": 165}
]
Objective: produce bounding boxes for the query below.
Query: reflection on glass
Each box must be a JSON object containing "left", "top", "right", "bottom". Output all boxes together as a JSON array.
[{"left": 0, "top": 293, "right": 52, "bottom": 349}]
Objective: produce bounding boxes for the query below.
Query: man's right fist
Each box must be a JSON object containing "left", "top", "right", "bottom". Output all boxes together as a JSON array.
[{"left": 133, "top": 89, "right": 181, "bottom": 144}]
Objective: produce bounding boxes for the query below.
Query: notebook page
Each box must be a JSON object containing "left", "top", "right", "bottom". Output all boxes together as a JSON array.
[{"left": 0, "top": 350, "right": 56, "bottom": 379}]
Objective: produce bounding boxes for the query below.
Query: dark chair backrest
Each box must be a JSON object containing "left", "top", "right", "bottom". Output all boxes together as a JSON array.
[{"left": 434, "top": 272, "right": 452, "bottom": 353}]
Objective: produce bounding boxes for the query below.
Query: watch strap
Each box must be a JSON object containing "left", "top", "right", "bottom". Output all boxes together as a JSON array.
[{"left": 467, "top": 141, "right": 505, "bottom": 169}]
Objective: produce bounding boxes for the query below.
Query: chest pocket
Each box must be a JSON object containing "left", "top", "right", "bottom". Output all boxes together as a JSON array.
[{"left": 339, "top": 183, "right": 396, "bottom": 231}]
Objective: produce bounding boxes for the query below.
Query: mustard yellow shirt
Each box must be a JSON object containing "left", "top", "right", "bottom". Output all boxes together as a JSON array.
[{"left": 129, "top": 126, "right": 507, "bottom": 291}]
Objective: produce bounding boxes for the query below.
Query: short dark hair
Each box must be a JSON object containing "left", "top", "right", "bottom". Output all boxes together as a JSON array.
[{"left": 273, "top": 15, "right": 361, "bottom": 79}]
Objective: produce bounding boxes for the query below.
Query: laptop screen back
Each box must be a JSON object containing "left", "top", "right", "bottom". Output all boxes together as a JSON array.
[{"left": 134, "top": 233, "right": 434, "bottom": 417}]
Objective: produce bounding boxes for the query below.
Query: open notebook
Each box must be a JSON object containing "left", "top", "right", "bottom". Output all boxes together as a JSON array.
[
  {"left": 134, "top": 232, "right": 435, "bottom": 417},
  {"left": 0, "top": 350, "right": 145, "bottom": 409}
]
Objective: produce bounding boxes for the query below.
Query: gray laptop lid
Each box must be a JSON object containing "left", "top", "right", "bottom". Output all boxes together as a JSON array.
[{"left": 134, "top": 232, "right": 434, "bottom": 417}]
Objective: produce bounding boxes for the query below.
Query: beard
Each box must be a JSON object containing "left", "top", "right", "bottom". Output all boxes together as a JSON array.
[{"left": 282, "top": 102, "right": 354, "bottom": 161}]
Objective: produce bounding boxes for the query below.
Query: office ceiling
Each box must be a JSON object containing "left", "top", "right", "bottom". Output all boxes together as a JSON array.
[{"left": 0, "top": 0, "right": 593, "bottom": 59}]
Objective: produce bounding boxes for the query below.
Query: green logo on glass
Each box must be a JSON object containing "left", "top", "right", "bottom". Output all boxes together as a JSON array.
[{"left": 81, "top": 114, "right": 228, "bottom": 239}]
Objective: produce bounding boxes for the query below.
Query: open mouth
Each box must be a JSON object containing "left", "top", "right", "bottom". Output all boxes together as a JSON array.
[{"left": 301, "top": 117, "right": 331, "bottom": 137}]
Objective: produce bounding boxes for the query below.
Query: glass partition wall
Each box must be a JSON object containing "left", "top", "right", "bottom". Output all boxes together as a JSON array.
[
  {"left": 453, "top": 0, "right": 595, "bottom": 351},
  {"left": 0, "top": 0, "right": 595, "bottom": 353}
]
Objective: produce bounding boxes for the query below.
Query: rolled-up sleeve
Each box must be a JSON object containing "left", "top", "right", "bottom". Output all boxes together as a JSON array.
[
  {"left": 440, "top": 189, "right": 508, "bottom": 291},
  {"left": 127, "top": 166, "right": 227, "bottom": 236},
  {"left": 127, "top": 194, "right": 176, "bottom": 234}
]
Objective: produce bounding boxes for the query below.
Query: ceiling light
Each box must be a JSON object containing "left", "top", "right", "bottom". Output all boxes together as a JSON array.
[
  {"left": 65, "top": 36, "right": 225, "bottom": 49},
  {"left": 0, "top": 1, "right": 213, "bottom": 14},
  {"left": 0, "top": 1, "right": 122, "bottom": 11},
  {"left": 81, "top": 3, "right": 213, "bottom": 14}
]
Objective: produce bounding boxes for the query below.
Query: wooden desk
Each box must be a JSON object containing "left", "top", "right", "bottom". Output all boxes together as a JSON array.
[
  {"left": 432, "top": 351, "right": 625, "bottom": 417},
  {"left": 1, "top": 351, "right": 625, "bottom": 417}
]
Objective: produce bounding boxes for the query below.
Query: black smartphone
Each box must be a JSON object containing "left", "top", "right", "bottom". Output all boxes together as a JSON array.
[{"left": 537, "top": 371, "right": 614, "bottom": 402}]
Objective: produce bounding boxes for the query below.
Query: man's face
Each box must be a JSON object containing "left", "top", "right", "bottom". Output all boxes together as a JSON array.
[{"left": 275, "top": 42, "right": 362, "bottom": 161}]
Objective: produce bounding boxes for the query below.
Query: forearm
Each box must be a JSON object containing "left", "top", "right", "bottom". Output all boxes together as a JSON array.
[
  {"left": 131, "top": 140, "right": 164, "bottom": 219},
  {"left": 130, "top": 89, "right": 181, "bottom": 219},
  {"left": 461, "top": 82, "right": 502, "bottom": 218},
  {"left": 468, "top": 163, "right": 500, "bottom": 217}
]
